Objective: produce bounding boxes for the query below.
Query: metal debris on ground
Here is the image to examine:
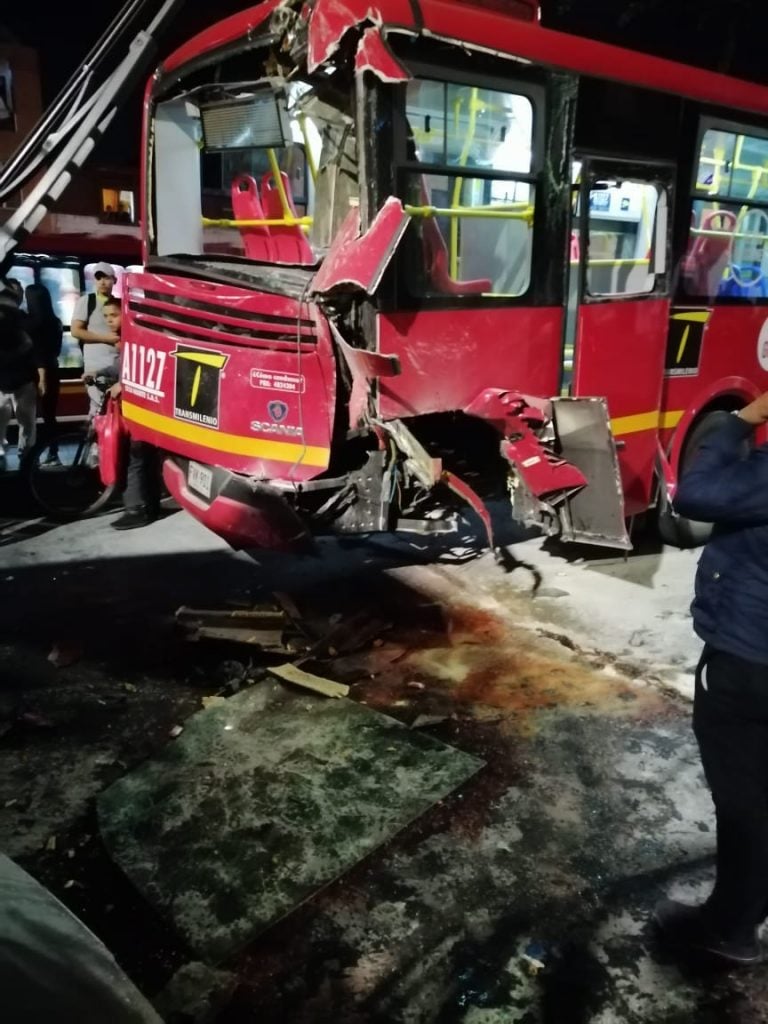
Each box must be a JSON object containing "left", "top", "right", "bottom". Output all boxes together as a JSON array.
[
  {"left": 175, "top": 604, "right": 293, "bottom": 654},
  {"left": 176, "top": 600, "right": 393, "bottom": 682},
  {"left": 294, "top": 610, "right": 392, "bottom": 666},
  {"left": 201, "top": 696, "right": 227, "bottom": 710},
  {"left": 410, "top": 713, "right": 450, "bottom": 730},
  {"left": 269, "top": 663, "right": 350, "bottom": 699}
]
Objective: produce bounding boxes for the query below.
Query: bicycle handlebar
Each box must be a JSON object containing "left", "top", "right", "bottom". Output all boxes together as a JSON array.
[{"left": 83, "top": 374, "right": 118, "bottom": 392}]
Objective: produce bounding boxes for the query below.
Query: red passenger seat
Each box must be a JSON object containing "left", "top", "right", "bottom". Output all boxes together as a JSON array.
[
  {"left": 417, "top": 179, "right": 491, "bottom": 295},
  {"left": 261, "top": 171, "right": 315, "bottom": 265},
  {"left": 230, "top": 174, "right": 274, "bottom": 262},
  {"left": 682, "top": 208, "right": 736, "bottom": 297}
]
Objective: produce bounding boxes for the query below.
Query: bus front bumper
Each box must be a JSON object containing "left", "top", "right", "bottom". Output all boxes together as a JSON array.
[{"left": 162, "top": 456, "right": 312, "bottom": 552}]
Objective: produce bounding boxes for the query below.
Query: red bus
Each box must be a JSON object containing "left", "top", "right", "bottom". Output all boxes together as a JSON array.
[
  {"left": 119, "top": 0, "right": 768, "bottom": 551},
  {"left": 8, "top": 233, "right": 141, "bottom": 422}
]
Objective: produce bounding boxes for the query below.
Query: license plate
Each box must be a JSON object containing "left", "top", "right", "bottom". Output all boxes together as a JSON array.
[{"left": 187, "top": 461, "right": 213, "bottom": 500}]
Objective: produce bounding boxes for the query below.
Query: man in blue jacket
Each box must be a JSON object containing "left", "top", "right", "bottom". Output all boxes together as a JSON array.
[{"left": 654, "top": 393, "right": 768, "bottom": 966}]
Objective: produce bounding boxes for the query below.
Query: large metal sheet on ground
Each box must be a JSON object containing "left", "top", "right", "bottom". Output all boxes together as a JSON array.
[{"left": 98, "top": 681, "right": 482, "bottom": 962}]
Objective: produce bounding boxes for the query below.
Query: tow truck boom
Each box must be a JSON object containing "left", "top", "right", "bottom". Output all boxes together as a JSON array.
[{"left": 0, "top": 0, "right": 184, "bottom": 276}]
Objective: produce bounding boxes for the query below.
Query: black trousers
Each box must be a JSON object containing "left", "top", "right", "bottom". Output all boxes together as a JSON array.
[
  {"left": 122, "top": 439, "right": 161, "bottom": 512},
  {"left": 693, "top": 645, "right": 768, "bottom": 939}
]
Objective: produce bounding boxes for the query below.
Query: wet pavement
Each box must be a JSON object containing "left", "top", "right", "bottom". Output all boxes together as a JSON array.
[{"left": 0, "top": 492, "right": 766, "bottom": 1023}]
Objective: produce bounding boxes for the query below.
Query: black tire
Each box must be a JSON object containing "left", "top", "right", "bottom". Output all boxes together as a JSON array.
[
  {"left": 657, "top": 409, "right": 743, "bottom": 548},
  {"left": 27, "top": 431, "right": 116, "bottom": 520}
]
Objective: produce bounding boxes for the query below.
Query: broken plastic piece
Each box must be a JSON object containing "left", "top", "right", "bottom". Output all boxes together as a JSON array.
[{"left": 269, "top": 663, "right": 350, "bottom": 699}]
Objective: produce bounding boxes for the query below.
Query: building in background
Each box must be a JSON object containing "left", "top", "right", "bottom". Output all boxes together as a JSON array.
[{"left": 0, "top": 24, "right": 139, "bottom": 246}]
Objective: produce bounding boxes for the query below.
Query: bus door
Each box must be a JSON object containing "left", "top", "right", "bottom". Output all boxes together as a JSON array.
[{"left": 564, "top": 157, "right": 673, "bottom": 523}]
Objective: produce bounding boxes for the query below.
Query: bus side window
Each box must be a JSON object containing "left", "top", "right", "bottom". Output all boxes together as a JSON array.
[
  {"left": 682, "top": 207, "right": 736, "bottom": 299},
  {"left": 586, "top": 180, "right": 661, "bottom": 297},
  {"left": 399, "top": 78, "right": 537, "bottom": 300},
  {"left": 685, "top": 125, "right": 768, "bottom": 300}
]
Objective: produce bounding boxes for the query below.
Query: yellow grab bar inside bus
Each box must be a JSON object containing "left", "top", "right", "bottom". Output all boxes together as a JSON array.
[
  {"left": 202, "top": 216, "right": 313, "bottom": 228},
  {"left": 406, "top": 203, "right": 534, "bottom": 222},
  {"left": 266, "top": 147, "right": 292, "bottom": 221},
  {"left": 449, "top": 87, "right": 480, "bottom": 278}
]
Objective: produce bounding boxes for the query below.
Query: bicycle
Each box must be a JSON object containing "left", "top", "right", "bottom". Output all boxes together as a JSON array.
[{"left": 26, "top": 375, "right": 121, "bottom": 519}]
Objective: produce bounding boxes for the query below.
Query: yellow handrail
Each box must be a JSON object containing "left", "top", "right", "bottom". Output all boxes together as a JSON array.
[
  {"left": 266, "top": 147, "right": 292, "bottom": 220},
  {"left": 585, "top": 258, "right": 650, "bottom": 267},
  {"left": 406, "top": 203, "right": 534, "bottom": 222},
  {"left": 449, "top": 87, "right": 480, "bottom": 277},
  {"left": 691, "top": 226, "right": 766, "bottom": 241},
  {"left": 202, "top": 216, "right": 313, "bottom": 228},
  {"left": 297, "top": 112, "right": 318, "bottom": 186}
]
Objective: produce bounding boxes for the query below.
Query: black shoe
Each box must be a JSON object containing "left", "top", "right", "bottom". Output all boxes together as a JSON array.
[
  {"left": 111, "top": 507, "right": 157, "bottom": 531},
  {"left": 653, "top": 899, "right": 761, "bottom": 966}
]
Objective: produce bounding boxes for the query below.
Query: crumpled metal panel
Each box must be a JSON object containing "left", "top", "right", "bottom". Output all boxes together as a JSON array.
[
  {"left": 329, "top": 320, "right": 400, "bottom": 428},
  {"left": 501, "top": 433, "right": 586, "bottom": 500},
  {"left": 311, "top": 197, "right": 410, "bottom": 296},
  {"left": 307, "top": 0, "right": 418, "bottom": 73},
  {"left": 355, "top": 26, "right": 412, "bottom": 81},
  {"left": 552, "top": 397, "right": 631, "bottom": 550}
]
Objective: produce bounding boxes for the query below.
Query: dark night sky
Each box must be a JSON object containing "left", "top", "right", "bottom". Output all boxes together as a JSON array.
[{"left": 4, "top": 0, "right": 768, "bottom": 164}]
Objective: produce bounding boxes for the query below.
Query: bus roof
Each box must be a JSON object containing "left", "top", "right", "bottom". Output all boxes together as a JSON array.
[{"left": 160, "top": 0, "right": 768, "bottom": 119}]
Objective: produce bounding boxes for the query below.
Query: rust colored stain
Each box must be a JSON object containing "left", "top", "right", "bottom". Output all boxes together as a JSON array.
[
  {"left": 445, "top": 605, "right": 507, "bottom": 645},
  {"left": 453, "top": 651, "right": 643, "bottom": 715},
  {"left": 354, "top": 599, "right": 668, "bottom": 730}
]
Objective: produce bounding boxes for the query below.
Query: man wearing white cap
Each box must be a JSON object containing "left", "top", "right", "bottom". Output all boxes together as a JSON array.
[{"left": 70, "top": 262, "right": 121, "bottom": 415}]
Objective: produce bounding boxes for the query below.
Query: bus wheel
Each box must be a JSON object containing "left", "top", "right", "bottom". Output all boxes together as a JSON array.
[{"left": 657, "top": 410, "right": 738, "bottom": 549}]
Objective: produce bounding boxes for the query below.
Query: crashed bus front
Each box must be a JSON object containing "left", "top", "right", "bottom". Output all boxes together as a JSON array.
[{"left": 121, "top": 0, "right": 629, "bottom": 552}]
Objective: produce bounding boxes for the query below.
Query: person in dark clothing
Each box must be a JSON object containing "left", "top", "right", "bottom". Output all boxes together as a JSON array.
[
  {"left": 103, "top": 298, "right": 162, "bottom": 530},
  {"left": 25, "top": 284, "right": 63, "bottom": 464},
  {"left": 654, "top": 393, "right": 768, "bottom": 967},
  {"left": 0, "top": 280, "right": 40, "bottom": 468}
]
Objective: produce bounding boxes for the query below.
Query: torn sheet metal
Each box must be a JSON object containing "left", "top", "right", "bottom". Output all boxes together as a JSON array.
[
  {"left": 332, "top": 326, "right": 400, "bottom": 382},
  {"left": 311, "top": 197, "right": 410, "bottom": 296},
  {"left": 381, "top": 418, "right": 441, "bottom": 489},
  {"left": 501, "top": 434, "right": 587, "bottom": 501},
  {"left": 307, "top": 0, "right": 419, "bottom": 73},
  {"left": 465, "top": 388, "right": 549, "bottom": 436},
  {"left": 355, "top": 26, "right": 412, "bottom": 81},
  {"left": 552, "top": 397, "right": 631, "bottom": 550},
  {"left": 441, "top": 469, "right": 495, "bottom": 550},
  {"left": 328, "top": 320, "right": 400, "bottom": 428}
]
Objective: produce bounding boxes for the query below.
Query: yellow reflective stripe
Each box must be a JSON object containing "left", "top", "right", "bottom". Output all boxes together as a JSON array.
[
  {"left": 671, "top": 311, "right": 710, "bottom": 323},
  {"left": 660, "top": 409, "right": 684, "bottom": 429},
  {"left": 675, "top": 324, "right": 691, "bottom": 365},
  {"left": 122, "top": 400, "right": 329, "bottom": 467},
  {"left": 174, "top": 350, "right": 228, "bottom": 369},
  {"left": 611, "top": 409, "right": 684, "bottom": 436}
]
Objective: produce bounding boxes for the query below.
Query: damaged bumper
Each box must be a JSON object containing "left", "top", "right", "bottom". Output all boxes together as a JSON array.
[{"left": 163, "top": 457, "right": 311, "bottom": 552}]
